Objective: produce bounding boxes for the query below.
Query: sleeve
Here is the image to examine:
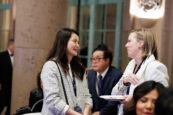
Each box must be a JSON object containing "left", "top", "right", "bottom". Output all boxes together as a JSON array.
[
  {"left": 111, "top": 76, "right": 128, "bottom": 95},
  {"left": 111, "top": 60, "right": 136, "bottom": 95},
  {"left": 111, "top": 65, "right": 133, "bottom": 96},
  {"left": 41, "top": 61, "right": 69, "bottom": 114},
  {"left": 82, "top": 73, "right": 93, "bottom": 108},
  {"left": 145, "top": 61, "right": 169, "bottom": 87}
]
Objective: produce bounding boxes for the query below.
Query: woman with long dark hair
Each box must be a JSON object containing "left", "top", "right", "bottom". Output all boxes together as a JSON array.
[
  {"left": 124, "top": 80, "right": 165, "bottom": 115},
  {"left": 41, "top": 28, "right": 92, "bottom": 115}
]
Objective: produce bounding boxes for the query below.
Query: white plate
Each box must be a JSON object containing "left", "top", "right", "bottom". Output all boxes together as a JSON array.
[
  {"left": 100, "top": 95, "right": 126, "bottom": 101},
  {"left": 23, "top": 113, "right": 41, "bottom": 115}
]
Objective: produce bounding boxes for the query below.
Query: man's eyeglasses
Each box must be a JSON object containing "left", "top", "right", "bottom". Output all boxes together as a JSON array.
[{"left": 90, "top": 57, "right": 105, "bottom": 62}]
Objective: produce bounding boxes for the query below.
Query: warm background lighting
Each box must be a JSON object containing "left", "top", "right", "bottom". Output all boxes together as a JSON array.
[{"left": 130, "top": 0, "right": 165, "bottom": 19}]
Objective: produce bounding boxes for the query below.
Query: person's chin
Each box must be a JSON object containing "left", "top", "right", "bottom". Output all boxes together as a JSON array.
[
  {"left": 92, "top": 67, "right": 98, "bottom": 71},
  {"left": 73, "top": 52, "right": 78, "bottom": 56},
  {"left": 143, "top": 112, "right": 153, "bottom": 115}
]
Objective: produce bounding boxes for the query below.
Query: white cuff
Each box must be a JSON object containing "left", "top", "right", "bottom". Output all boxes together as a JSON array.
[{"left": 63, "top": 105, "right": 70, "bottom": 115}]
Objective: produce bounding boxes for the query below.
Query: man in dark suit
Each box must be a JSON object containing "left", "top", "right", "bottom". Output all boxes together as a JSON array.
[
  {"left": 88, "top": 44, "right": 122, "bottom": 115},
  {"left": 0, "top": 39, "right": 14, "bottom": 115}
]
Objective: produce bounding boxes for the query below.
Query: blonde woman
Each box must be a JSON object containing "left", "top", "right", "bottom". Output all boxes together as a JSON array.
[{"left": 111, "top": 28, "right": 169, "bottom": 115}]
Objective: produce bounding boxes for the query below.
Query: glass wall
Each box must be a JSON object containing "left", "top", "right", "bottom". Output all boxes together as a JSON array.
[{"left": 68, "top": 0, "right": 126, "bottom": 67}]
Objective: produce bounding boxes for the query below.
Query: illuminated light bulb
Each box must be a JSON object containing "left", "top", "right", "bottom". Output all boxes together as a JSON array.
[{"left": 130, "top": 0, "right": 165, "bottom": 19}]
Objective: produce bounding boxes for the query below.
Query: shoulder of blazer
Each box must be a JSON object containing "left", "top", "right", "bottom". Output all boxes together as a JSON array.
[
  {"left": 0, "top": 50, "right": 9, "bottom": 57},
  {"left": 88, "top": 70, "right": 96, "bottom": 78},
  {"left": 0, "top": 51, "right": 11, "bottom": 65},
  {"left": 109, "top": 66, "right": 123, "bottom": 76},
  {"left": 145, "top": 60, "right": 167, "bottom": 72}
]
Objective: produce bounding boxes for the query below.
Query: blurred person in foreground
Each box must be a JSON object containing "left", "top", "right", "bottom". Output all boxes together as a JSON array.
[
  {"left": 111, "top": 28, "right": 169, "bottom": 115},
  {"left": 29, "top": 72, "right": 43, "bottom": 112},
  {"left": 0, "top": 39, "right": 14, "bottom": 115},
  {"left": 123, "top": 80, "right": 165, "bottom": 115},
  {"left": 88, "top": 44, "right": 122, "bottom": 115},
  {"left": 155, "top": 87, "right": 173, "bottom": 115},
  {"left": 41, "top": 28, "right": 92, "bottom": 115}
]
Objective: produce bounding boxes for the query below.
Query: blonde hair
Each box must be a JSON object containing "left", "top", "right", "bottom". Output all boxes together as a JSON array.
[{"left": 130, "top": 28, "right": 158, "bottom": 60}]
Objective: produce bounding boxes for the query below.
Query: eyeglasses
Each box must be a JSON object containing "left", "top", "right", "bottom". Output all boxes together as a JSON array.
[{"left": 90, "top": 57, "right": 105, "bottom": 62}]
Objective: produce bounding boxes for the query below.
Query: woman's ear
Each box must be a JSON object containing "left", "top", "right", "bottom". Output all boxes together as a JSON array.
[{"left": 139, "top": 40, "right": 144, "bottom": 48}]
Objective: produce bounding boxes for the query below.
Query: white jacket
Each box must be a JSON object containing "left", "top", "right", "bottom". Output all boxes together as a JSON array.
[
  {"left": 112, "top": 55, "right": 169, "bottom": 96},
  {"left": 41, "top": 61, "right": 92, "bottom": 115}
]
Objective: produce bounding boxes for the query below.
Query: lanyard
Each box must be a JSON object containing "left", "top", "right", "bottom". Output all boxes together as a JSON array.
[
  {"left": 72, "top": 72, "right": 77, "bottom": 96},
  {"left": 133, "top": 60, "right": 143, "bottom": 74}
]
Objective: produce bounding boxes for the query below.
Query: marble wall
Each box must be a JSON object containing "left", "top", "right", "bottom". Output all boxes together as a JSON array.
[
  {"left": 161, "top": 0, "right": 173, "bottom": 85},
  {"left": 11, "top": 0, "right": 68, "bottom": 114}
]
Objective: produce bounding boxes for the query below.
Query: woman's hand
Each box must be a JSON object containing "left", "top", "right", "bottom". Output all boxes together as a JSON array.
[
  {"left": 123, "top": 73, "right": 139, "bottom": 85},
  {"left": 66, "top": 108, "right": 82, "bottom": 115},
  {"left": 119, "top": 95, "right": 132, "bottom": 104},
  {"left": 92, "top": 111, "right": 99, "bottom": 115},
  {"left": 83, "top": 104, "right": 91, "bottom": 115}
]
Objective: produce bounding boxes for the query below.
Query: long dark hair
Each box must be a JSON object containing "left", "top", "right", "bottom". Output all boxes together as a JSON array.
[
  {"left": 47, "top": 28, "right": 85, "bottom": 80},
  {"left": 37, "top": 72, "right": 42, "bottom": 89},
  {"left": 124, "top": 80, "right": 165, "bottom": 115},
  {"left": 155, "top": 87, "right": 173, "bottom": 115}
]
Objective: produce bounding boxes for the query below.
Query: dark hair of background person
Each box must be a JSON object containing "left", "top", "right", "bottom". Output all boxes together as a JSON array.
[
  {"left": 37, "top": 72, "right": 41, "bottom": 89},
  {"left": 92, "top": 44, "right": 113, "bottom": 65},
  {"left": 155, "top": 87, "right": 173, "bottom": 115},
  {"left": 124, "top": 80, "right": 165, "bottom": 115},
  {"left": 28, "top": 72, "right": 43, "bottom": 111},
  {"left": 8, "top": 39, "right": 14, "bottom": 45},
  {"left": 46, "top": 28, "right": 85, "bottom": 80}
]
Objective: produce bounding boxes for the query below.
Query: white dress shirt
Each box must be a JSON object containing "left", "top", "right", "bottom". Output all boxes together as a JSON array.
[
  {"left": 8, "top": 50, "right": 14, "bottom": 65},
  {"left": 96, "top": 67, "right": 109, "bottom": 95}
]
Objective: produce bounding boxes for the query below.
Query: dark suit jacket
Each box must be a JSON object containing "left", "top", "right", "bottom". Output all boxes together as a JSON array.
[
  {"left": 88, "top": 66, "right": 122, "bottom": 115},
  {"left": 0, "top": 51, "right": 13, "bottom": 105},
  {"left": 29, "top": 88, "right": 43, "bottom": 109}
]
